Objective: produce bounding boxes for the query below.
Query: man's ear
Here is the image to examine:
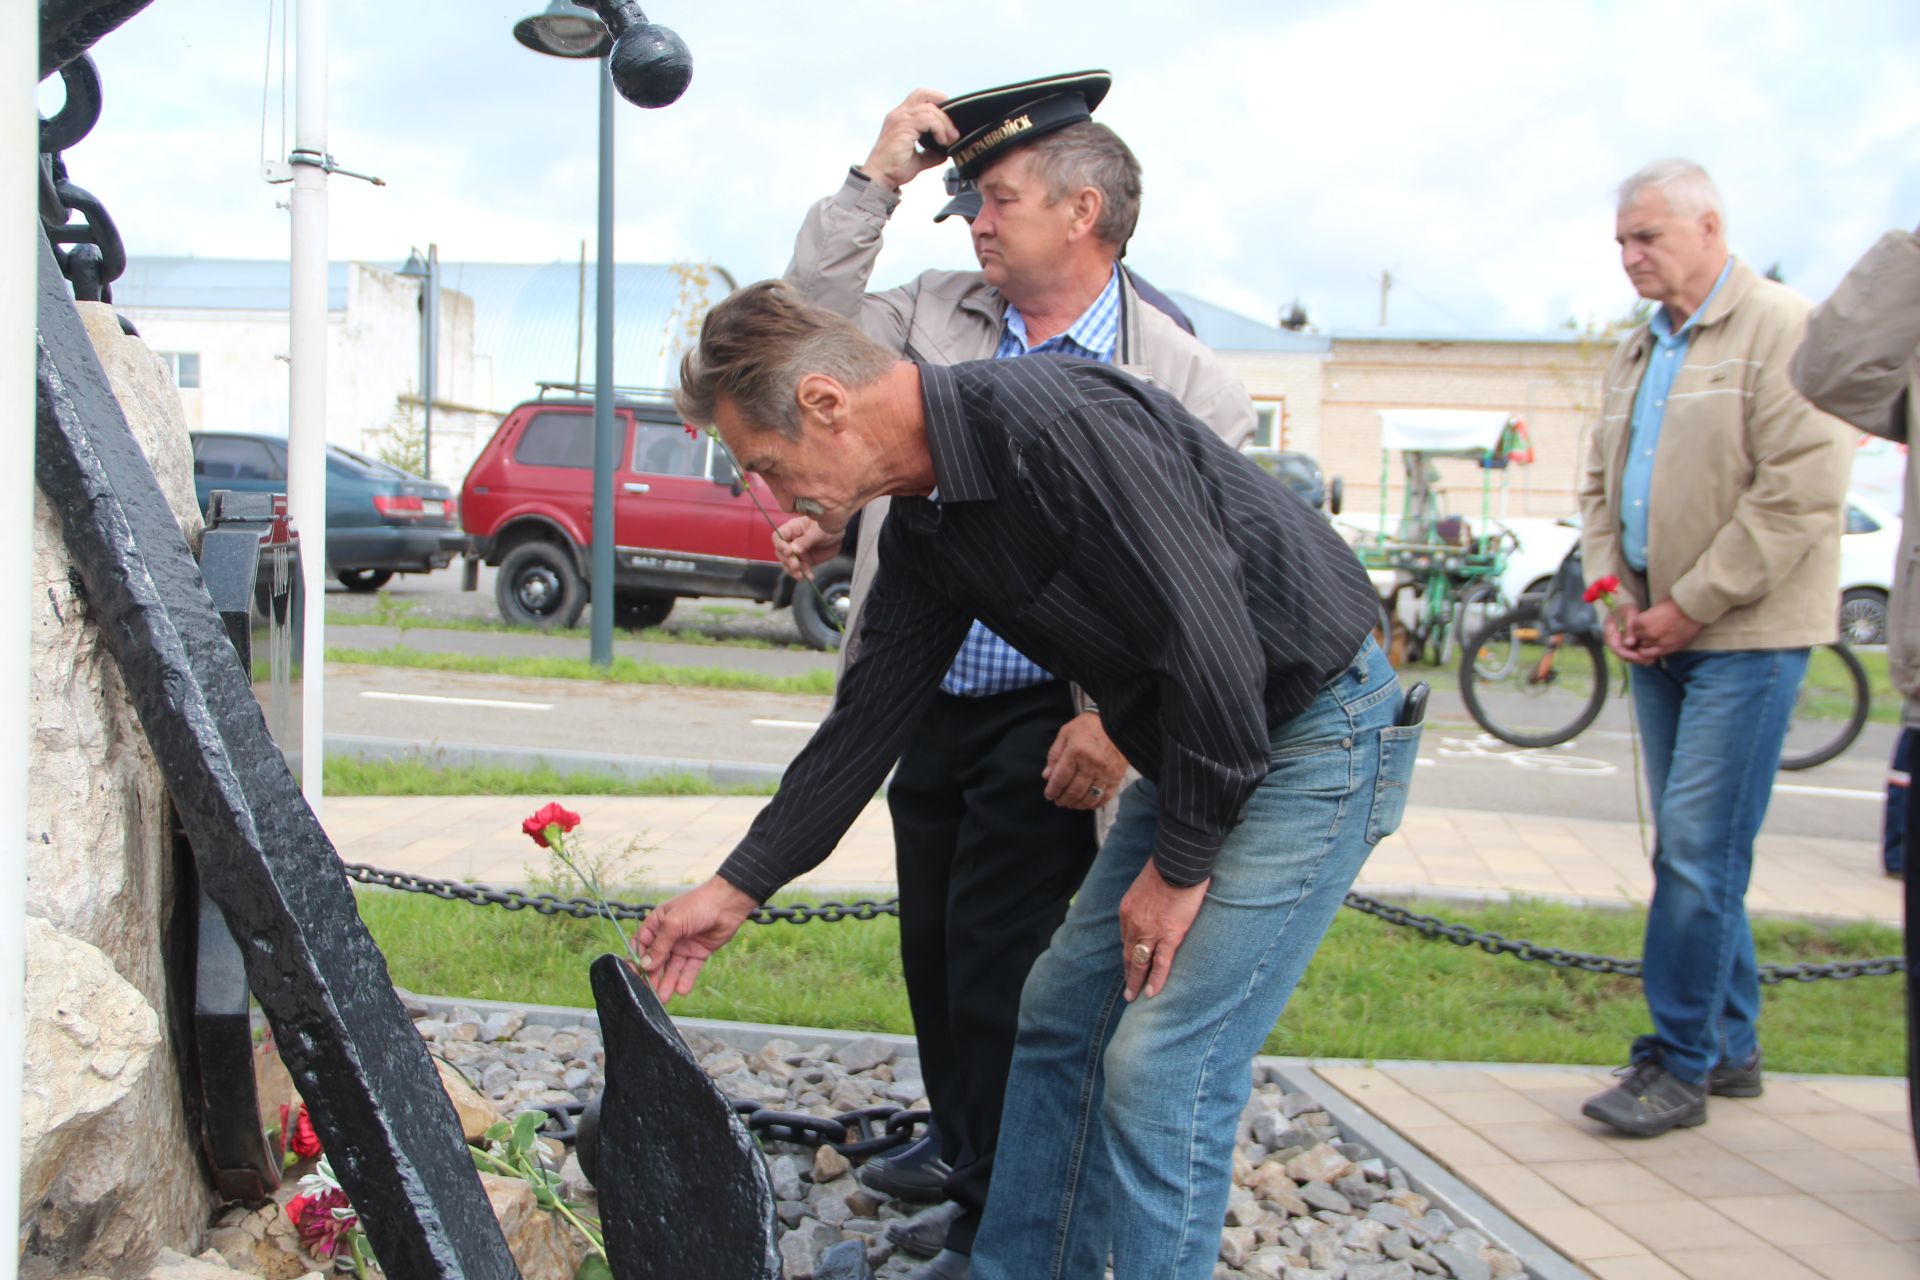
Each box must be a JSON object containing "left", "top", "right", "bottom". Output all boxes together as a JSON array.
[
  {"left": 1699, "top": 209, "right": 1723, "bottom": 246},
  {"left": 1065, "top": 185, "right": 1103, "bottom": 244},
  {"left": 795, "top": 373, "right": 850, "bottom": 432}
]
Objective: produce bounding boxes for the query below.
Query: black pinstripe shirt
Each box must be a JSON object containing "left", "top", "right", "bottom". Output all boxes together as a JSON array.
[{"left": 719, "top": 357, "right": 1380, "bottom": 900}]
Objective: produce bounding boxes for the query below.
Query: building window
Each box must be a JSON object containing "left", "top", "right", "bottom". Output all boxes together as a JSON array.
[
  {"left": 1252, "top": 399, "right": 1286, "bottom": 449},
  {"left": 160, "top": 351, "right": 201, "bottom": 389}
]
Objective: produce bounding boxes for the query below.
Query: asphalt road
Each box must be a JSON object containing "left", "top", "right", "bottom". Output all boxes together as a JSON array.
[{"left": 323, "top": 655, "right": 1891, "bottom": 845}]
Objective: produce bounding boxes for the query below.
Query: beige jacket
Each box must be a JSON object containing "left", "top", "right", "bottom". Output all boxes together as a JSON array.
[
  {"left": 787, "top": 170, "right": 1257, "bottom": 671},
  {"left": 1791, "top": 229, "right": 1920, "bottom": 719},
  {"left": 1578, "top": 258, "right": 1853, "bottom": 651}
]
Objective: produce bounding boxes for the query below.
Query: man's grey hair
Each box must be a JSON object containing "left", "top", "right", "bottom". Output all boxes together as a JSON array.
[
  {"left": 1020, "top": 121, "right": 1143, "bottom": 250},
  {"left": 1617, "top": 158, "right": 1727, "bottom": 226},
  {"left": 676, "top": 280, "right": 896, "bottom": 440}
]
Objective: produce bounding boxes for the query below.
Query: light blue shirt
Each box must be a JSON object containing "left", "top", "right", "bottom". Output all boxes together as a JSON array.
[
  {"left": 1620, "top": 258, "right": 1734, "bottom": 572},
  {"left": 939, "top": 267, "right": 1122, "bottom": 696}
]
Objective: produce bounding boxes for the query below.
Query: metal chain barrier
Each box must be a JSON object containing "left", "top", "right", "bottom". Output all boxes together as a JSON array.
[{"left": 343, "top": 863, "right": 1902, "bottom": 983}]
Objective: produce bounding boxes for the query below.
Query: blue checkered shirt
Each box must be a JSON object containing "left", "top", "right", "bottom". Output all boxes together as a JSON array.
[{"left": 938, "top": 267, "right": 1122, "bottom": 696}]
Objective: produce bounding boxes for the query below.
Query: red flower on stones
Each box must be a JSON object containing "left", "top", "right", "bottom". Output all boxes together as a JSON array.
[
  {"left": 1583, "top": 575, "right": 1621, "bottom": 609},
  {"left": 279, "top": 1102, "right": 324, "bottom": 1159},
  {"left": 289, "top": 1187, "right": 357, "bottom": 1258},
  {"left": 522, "top": 803, "right": 583, "bottom": 849}
]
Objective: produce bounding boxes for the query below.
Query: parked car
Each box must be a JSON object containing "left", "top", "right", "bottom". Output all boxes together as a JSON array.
[
  {"left": 1838, "top": 492, "right": 1898, "bottom": 646},
  {"left": 190, "top": 431, "right": 465, "bottom": 591},
  {"left": 1246, "top": 448, "right": 1343, "bottom": 514},
  {"left": 458, "top": 386, "right": 853, "bottom": 648}
]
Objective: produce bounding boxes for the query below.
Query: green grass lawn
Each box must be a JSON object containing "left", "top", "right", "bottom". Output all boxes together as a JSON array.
[
  {"left": 357, "top": 891, "right": 1905, "bottom": 1075},
  {"left": 328, "top": 646, "right": 835, "bottom": 697},
  {"left": 323, "top": 756, "right": 779, "bottom": 797}
]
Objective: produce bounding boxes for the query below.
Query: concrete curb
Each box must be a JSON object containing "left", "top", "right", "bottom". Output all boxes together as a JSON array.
[{"left": 1261, "top": 1058, "right": 1584, "bottom": 1280}]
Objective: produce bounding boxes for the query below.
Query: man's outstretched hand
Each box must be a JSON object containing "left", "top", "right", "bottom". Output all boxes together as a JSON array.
[
  {"left": 631, "top": 876, "right": 758, "bottom": 1000},
  {"left": 773, "top": 516, "right": 845, "bottom": 582}
]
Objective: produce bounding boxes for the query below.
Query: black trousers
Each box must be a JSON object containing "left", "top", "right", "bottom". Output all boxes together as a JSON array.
[{"left": 889, "top": 682, "right": 1100, "bottom": 1255}]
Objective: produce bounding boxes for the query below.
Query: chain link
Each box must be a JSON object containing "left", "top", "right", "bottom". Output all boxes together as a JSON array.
[
  {"left": 343, "top": 864, "right": 1902, "bottom": 984},
  {"left": 1340, "top": 893, "right": 1905, "bottom": 985}
]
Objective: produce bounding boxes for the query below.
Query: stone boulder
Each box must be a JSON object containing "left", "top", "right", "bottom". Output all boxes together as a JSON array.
[{"left": 482, "top": 1173, "right": 593, "bottom": 1280}]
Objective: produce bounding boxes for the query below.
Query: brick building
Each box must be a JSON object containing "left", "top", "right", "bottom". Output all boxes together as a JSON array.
[{"left": 1171, "top": 293, "right": 1612, "bottom": 525}]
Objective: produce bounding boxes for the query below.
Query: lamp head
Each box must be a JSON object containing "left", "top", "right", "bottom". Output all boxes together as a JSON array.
[{"left": 513, "top": 0, "right": 612, "bottom": 58}]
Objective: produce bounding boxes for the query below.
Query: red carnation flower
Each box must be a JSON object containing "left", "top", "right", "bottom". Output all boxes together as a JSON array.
[
  {"left": 521, "top": 802, "right": 583, "bottom": 849},
  {"left": 279, "top": 1102, "right": 323, "bottom": 1159},
  {"left": 1583, "top": 575, "right": 1621, "bottom": 606}
]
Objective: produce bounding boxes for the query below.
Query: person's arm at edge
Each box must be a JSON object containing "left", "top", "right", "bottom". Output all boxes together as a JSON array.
[
  {"left": 1790, "top": 228, "right": 1920, "bottom": 443},
  {"left": 1666, "top": 310, "right": 1854, "bottom": 628}
]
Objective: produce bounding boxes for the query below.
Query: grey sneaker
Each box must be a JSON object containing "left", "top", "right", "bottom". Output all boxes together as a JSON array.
[
  {"left": 1708, "top": 1048, "right": 1764, "bottom": 1098},
  {"left": 1581, "top": 1059, "right": 1707, "bottom": 1137}
]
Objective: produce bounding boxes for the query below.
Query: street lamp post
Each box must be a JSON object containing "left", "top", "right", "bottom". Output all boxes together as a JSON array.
[
  {"left": 397, "top": 244, "right": 439, "bottom": 480},
  {"left": 514, "top": 0, "right": 690, "bottom": 669}
]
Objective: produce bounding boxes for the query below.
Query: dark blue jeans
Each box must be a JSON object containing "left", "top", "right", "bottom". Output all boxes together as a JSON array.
[{"left": 1628, "top": 647, "right": 1808, "bottom": 1084}]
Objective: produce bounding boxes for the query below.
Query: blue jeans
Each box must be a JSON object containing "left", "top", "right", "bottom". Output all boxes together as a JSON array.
[
  {"left": 972, "top": 638, "right": 1419, "bottom": 1280},
  {"left": 1629, "top": 647, "right": 1808, "bottom": 1084}
]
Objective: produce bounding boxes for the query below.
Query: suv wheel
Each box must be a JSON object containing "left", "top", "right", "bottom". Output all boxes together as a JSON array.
[
  {"left": 793, "top": 556, "right": 854, "bottom": 651},
  {"left": 615, "top": 592, "right": 674, "bottom": 630},
  {"left": 497, "top": 541, "right": 586, "bottom": 629},
  {"left": 336, "top": 568, "right": 394, "bottom": 593}
]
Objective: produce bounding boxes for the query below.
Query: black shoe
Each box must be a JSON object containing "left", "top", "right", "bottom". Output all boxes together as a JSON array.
[
  {"left": 1581, "top": 1058, "right": 1708, "bottom": 1137},
  {"left": 885, "top": 1201, "right": 963, "bottom": 1260},
  {"left": 905, "top": 1250, "right": 970, "bottom": 1280},
  {"left": 1708, "top": 1048, "right": 1764, "bottom": 1098},
  {"left": 859, "top": 1133, "right": 951, "bottom": 1204}
]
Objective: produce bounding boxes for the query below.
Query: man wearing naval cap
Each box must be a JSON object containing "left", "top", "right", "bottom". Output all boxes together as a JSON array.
[{"left": 771, "top": 73, "right": 1253, "bottom": 1280}]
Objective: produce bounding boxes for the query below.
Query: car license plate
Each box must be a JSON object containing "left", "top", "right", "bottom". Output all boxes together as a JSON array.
[{"left": 422, "top": 499, "right": 444, "bottom": 516}]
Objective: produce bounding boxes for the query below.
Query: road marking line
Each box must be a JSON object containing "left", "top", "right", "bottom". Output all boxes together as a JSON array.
[
  {"left": 1771, "top": 783, "right": 1881, "bottom": 801},
  {"left": 361, "top": 691, "right": 552, "bottom": 711},
  {"left": 752, "top": 718, "right": 822, "bottom": 730}
]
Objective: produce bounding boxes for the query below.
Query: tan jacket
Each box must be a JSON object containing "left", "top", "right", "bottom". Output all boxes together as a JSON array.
[
  {"left": 1578, "top": 258, "right": 1852, "bottom": 651},
  {"left": 1791, "top": 229, "right": 1920, "bottom": 719},
  {"left": 787, "top": 170, "right": 1257, "bottom": 671}
]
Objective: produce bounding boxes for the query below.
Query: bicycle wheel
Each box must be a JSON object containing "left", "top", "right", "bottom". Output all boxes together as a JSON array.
[
  {"left": 1459, "top": 602, "right": 1611, "bottom": 748},
  {"left": 1779, "top": 642, "right": 1871, "bottom": 771},
  {"left": 1452, "top": 580, "right": 1512, "bottom": 662}
]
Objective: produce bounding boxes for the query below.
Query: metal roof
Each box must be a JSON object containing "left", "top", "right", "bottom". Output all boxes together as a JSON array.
[
  {"left": 1164, "top": 291, "right": 1331, "bottom": 353},
  {"left": 115, "top": 256, "right": 737, "bottom": 409}
]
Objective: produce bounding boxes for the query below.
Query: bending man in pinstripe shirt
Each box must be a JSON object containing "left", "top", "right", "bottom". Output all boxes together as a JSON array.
[
  {"left": 637, "top": 281, "right": 1423, "bottom": 1280},
  {"left": 776, "top": 84, "right": 1254, "bottom": 1279}
]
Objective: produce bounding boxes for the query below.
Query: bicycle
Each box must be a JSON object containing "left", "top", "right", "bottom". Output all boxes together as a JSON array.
[{"left": 1459, "top": 565, "right": 1871, "bottom": 770}]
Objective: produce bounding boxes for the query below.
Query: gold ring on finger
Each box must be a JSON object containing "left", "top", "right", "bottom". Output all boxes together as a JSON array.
[{"left": 1130, "top": 943, "right": 1151, "bottom": 967}]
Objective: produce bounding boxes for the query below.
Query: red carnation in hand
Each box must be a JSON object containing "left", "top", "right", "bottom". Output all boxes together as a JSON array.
[
  {"left": 521, "top": 802, "right": 583, "bottom": 849},
  {"left": 1583, "top": 575, "right": 1621, "bottom": 607},
  {"left": 683, "top": 421, "right": 700, "bottom": 438}
]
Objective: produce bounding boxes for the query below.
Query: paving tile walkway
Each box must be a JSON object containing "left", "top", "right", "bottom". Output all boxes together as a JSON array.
[
  {"left": 321, "top": 795, "right": 1902, "bottom": 926},
  {"left": 1311, "top": 1062, "right": 1919, "bottom": 1280}
]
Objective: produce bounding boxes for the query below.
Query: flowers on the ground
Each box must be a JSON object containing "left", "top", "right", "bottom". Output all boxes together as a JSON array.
[
  {"left": 522, "top": 802, "right": 582, "bottom": 849},
  {"left": 291, "top": 1157, "right": 373, "bottom": 1274},
  {"left": 279, "top": 1101, "right": 323, "bottom": 1161},
  {"left": 521, "top": 804, "right": 643, "bottom": 970}
]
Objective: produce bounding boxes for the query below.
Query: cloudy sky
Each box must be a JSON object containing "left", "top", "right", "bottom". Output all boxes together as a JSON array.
[{"left": 55, "top": 0, "right": 1920, "bottom": 334}]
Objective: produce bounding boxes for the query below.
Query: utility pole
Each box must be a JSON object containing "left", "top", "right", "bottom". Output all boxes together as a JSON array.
[
  {"left": 289, "top": 0, "right": 330, "bottom": 813},
  {"left": 1379, "top": 270, "right": 1393, "bottom": 327}
]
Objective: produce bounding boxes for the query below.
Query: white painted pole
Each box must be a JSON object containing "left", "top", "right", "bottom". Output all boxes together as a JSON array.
[
  {"left": 289, "top": 0, "right": 329, "bottom": 814},
  {"left": 3, "top": 2, "right": 37, "bottom": 1275}
]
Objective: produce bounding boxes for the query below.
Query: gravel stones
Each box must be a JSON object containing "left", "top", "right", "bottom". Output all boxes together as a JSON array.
[{"left": 406, "top": 1009, "right": 1523, "bottom": 1280}]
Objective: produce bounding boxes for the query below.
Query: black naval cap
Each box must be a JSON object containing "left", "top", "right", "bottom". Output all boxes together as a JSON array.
[{"left": 923, "top": 70, "right": 1112, "bottom": 181}]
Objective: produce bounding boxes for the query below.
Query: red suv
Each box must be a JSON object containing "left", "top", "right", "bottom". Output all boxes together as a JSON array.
[{"left": 460, "top": 386, "right": 853, "bottom": 648}]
